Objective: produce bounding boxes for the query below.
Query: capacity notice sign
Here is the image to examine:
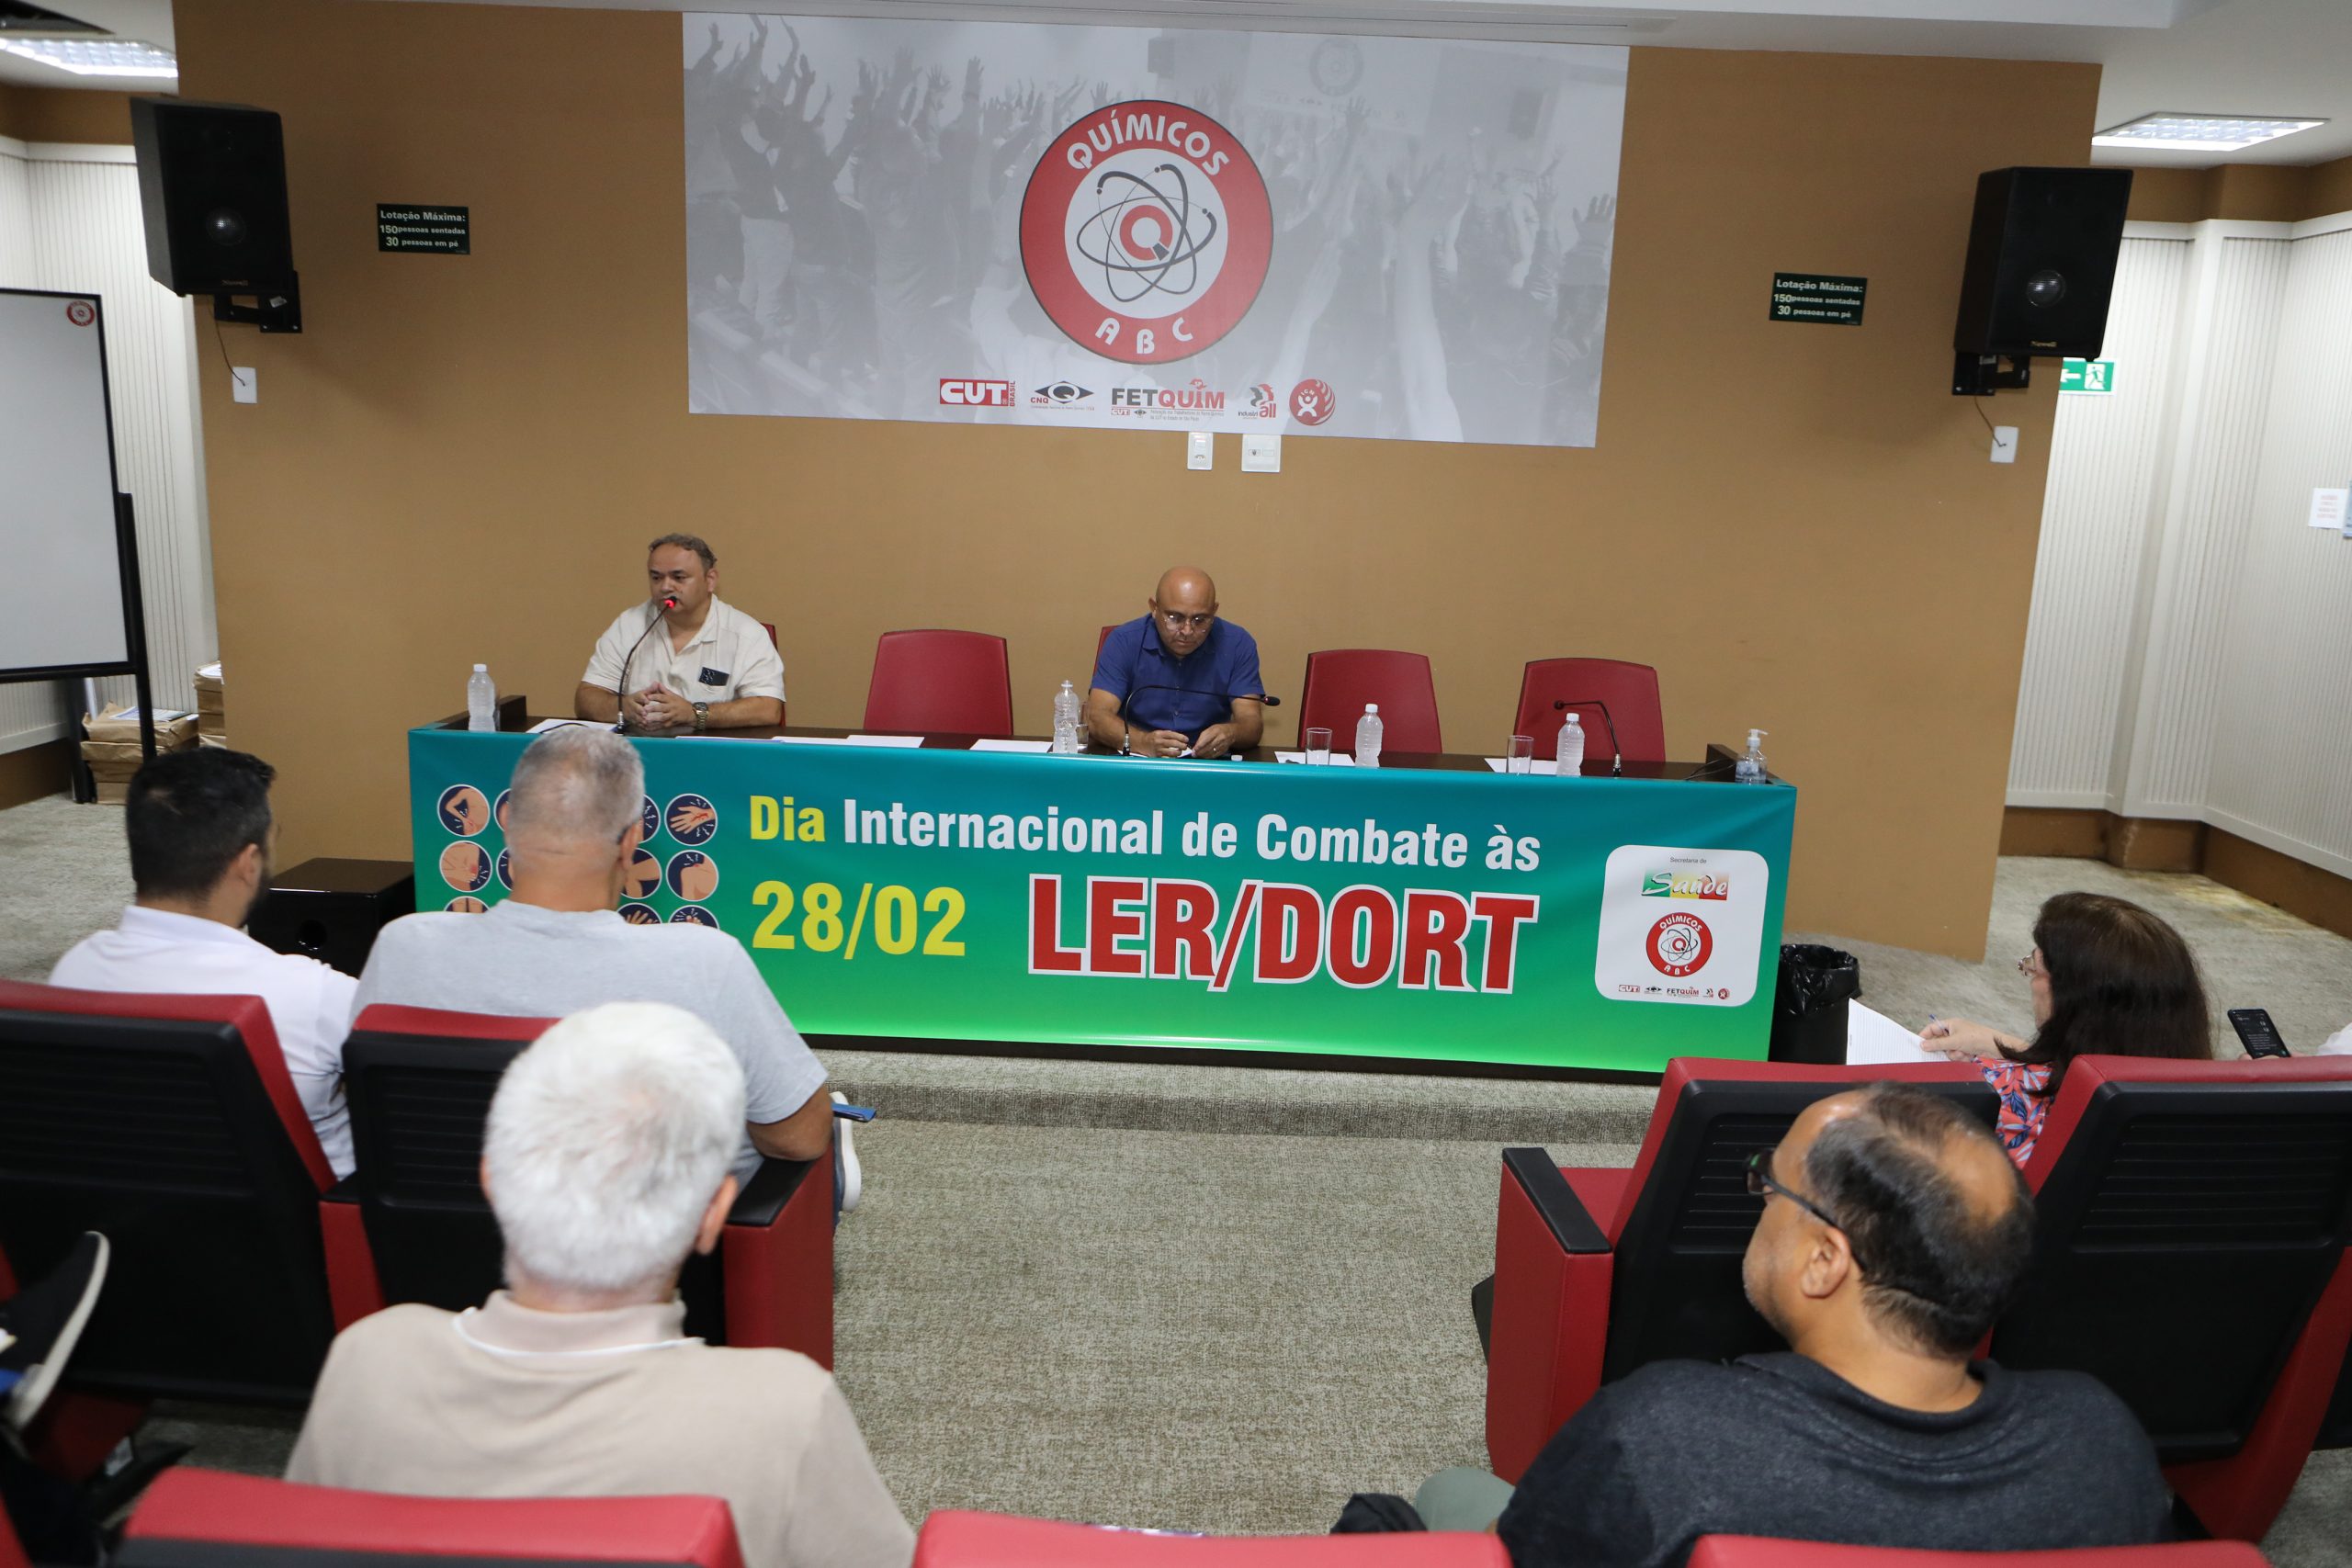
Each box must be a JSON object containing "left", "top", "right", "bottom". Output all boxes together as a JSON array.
[
  {"left": 379, "top": 205, "right": 470, "bottom": 254},
  {"left": 1770, "top": 272, "right": 1866, "bottom": 326},
  {"left": 411, "top": 728, "right": 1795, "bottom": 1072}
]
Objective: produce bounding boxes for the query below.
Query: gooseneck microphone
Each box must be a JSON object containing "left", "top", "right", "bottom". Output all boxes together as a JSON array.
[
  {"left": 1552, "top": 697, "right": 1623, "bottom": 776},
  {"left": 614, "top": 596, "right": 679, "bottom": 733}
]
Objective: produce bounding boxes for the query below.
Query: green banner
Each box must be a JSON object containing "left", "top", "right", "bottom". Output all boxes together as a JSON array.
[{"left": 410, "top": 729, "right": 1795, "bottom": 1073}]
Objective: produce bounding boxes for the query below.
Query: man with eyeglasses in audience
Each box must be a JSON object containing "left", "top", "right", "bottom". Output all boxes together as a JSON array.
[
  {"left": 1394, "top": 1084, "right": 2170, "bottom": 1565},
  {"left": 1086, "top": 566, "right": 1265, "bottom": 760},
  {"left": 288, "top": 1002, "right": 910, "bottom": 1568}
]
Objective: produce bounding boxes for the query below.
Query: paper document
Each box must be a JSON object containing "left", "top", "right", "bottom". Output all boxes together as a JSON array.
[
  {"left": 526, "top": 718, "right": 594, "bottom": 734},
  {"left": 1483, "top": 757, "right": 1559, "bottom": 775},
  {"left": 775, "top": 733, "right": 926, "bottom": 749},
  {"left": 1846, "top": 1000, "right": 1939, "bottom": 1065},
  {"left": 968, "top": 739, "right": 1053, "bottom": 753},
  {"left": 1274, "top": 751, "right": 1355, "bottom": 766}
]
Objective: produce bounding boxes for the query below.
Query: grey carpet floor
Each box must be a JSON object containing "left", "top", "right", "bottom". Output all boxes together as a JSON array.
[{"left": 9, "top": 793, "right": 2351, "bottom": 1561}]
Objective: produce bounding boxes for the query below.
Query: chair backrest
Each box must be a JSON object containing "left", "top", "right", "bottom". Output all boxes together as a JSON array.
[
  {"left": 913, "top": 1511, "right": 1508, "bottom": 1568},
  {"left": 760, "top": 621, "right": 777, "bottom": 648},
  {"left": 0, "top": 979, "right": 338, "bottom": 1404},
  {"left": 1995, "top": 1055, "right": 2352, "bottom": 1461},
  {"left": 1513, "top": 658, "right": 1666, "bottom": 763},
  {"left": 1096, "top": 623, "right": 1119, "bottom": 662},
  {"left": 1298, "top": 649, "right": 1442, "bottom": 753},
  {"left": 343, "top": 1004, "right": 730, "bottom": 1342},
  {"left": 120, "top": 1469, "right": 746, "bottom": 1568},
  {"left": 1600, "top": 1058, "right": 1993, "bottom": 1385},
  {"left": 865, "top": 629, "right": 1014, "bottom": 737},
  {"left": 1688, "top": 1538, "right": 2269, "bottom": 1568}
]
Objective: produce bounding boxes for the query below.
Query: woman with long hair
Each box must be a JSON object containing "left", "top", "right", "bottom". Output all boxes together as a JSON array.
[{"left": 1924, "top": 891, "right": 2211, "bottom": 1167}]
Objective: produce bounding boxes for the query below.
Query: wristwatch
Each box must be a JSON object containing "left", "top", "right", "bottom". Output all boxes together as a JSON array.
[{"left": 692, "top": 702, "right": 709, "bottom": 732}]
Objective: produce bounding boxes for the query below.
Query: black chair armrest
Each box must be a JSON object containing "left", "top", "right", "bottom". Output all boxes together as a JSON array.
[
  {"left": 1502, "top": 1147, "right": 1610, "bottom": 1254},
  {"left": 727, "top": 1156, "right": 816, "bottom": 1227}
]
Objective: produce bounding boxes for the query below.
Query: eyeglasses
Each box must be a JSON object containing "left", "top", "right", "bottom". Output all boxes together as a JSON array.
[
  {"left": 1745, "top": 1149, "right": 1849, "bottom": 1236},
  {"left": 2017, "top": 949, "right": 2046, "bottom": 980},
  {"left": 1157, "top": 610, "right": 1215, "bottom": 632}
]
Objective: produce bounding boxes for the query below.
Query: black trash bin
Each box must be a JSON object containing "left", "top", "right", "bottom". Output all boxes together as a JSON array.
[{"left": 1769, "top": 943, "right": 1861, "bottom": 1065}]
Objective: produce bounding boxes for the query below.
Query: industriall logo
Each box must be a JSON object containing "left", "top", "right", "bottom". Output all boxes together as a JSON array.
[{"left": 1020, "top": 100, "right": 1272, "bottom": 366}]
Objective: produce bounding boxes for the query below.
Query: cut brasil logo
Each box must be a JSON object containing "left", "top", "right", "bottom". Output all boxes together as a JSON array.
[{"left": 1021, "top": 100, "right": 1272, "bottom": 366}]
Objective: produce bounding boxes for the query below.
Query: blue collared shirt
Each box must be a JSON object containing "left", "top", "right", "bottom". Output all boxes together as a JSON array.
[{"left": 1091, "top": 615, "right": 1264, "bottom": 740}]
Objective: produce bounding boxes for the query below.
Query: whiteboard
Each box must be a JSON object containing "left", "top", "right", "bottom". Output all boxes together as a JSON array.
[{"left": 0, "top": 289, "right": 129, "bottom": 673}]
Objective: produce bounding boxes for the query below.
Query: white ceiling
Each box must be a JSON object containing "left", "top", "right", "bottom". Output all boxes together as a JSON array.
[{"left": 8, "top": 0, "right": 2350, "bottom": 169}]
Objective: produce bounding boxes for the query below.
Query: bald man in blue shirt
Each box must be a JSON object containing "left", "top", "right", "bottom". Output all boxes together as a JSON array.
[{"left": 1086, "top": 567, "right": 1267, "bottom": 759}]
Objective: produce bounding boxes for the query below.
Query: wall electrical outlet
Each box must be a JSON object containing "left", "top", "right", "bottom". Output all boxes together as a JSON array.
[
  {"left": 231, "top": 367, "right": 258, "bottom": 404},
  {"left": 1989, "top": 424, "right": 2018, "bottom": 464},
  {"left": 1242, "top": 433, "right": 1281, "bottom": 472},
  {"left": 1186, "top": 432, "right": 1213, "bottom": 470}
]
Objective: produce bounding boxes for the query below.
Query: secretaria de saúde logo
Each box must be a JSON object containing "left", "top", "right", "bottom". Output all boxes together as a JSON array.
[{"left": 1020, "top": 100, "right": 1272, "bottom": 366}]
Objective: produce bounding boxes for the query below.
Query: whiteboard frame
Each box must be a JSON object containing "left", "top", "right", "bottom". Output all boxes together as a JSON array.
[{"left": 0, "top": 288, "right": 157, "bottom": 766}]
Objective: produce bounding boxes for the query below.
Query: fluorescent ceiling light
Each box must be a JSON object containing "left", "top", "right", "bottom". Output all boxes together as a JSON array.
[
  {"left": 2091, "top": 113, "right": 2324, "bottom": 152},
  {"left": 0, "top": 37, "right": 177, "bottom": 78}
]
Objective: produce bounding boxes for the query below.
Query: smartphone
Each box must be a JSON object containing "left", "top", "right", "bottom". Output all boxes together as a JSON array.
[{"left": 2228, "top": 1008, "right": 2290, "bottom": 1059}]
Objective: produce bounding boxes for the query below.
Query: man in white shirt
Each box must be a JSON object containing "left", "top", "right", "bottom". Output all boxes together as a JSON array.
[
  {"left": 288, "top": 1001, "right": 912, "bottom": 1568},
  {"left": 575, "top": 533, "right": 786, "bottom": 731},
  {"left": 51, "top": 749, "right": 358, "bottom": 1175},
  {"left": 354, "top": 726, "right": 834, "bottom": 1183}
]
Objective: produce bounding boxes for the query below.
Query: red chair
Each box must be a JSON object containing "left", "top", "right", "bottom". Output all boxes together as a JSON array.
[
  {"left": 760, "top": 621, "right": 777, "bottom": 648},
  {"left": 1097, "top": 623, "right": 1121, "bottom": 660},
  {"left": 1689, "top": 1540, "right": 2268, "bottom": 1568},
  {"left": 1298, "top": 650, "right": 1442, "bottom": 753},
  {"left": 1485, "top": 1059, "right": 1990, "bottom": 1483},
  {"left": 120, "top": 1469, "right": 745, "bottom": 1568},
  {"left": 914, "top": 1510, "right": 1507, "bottom": 1568},
  {"left": 1512, "top": 659, "right": 1665, "bottom": 764},
  {"left": 332, "top": 1004, "right": 834, "bottom": 1367},
  {"left": 0, "top": 981, "right": 354, "bottom": 1414},
  {"left": 1996, "top": 1055, "right": 2352, "bottom": 1541},
  {"left": 864, "top": 629, "right": 1014, "bottom": 737}
]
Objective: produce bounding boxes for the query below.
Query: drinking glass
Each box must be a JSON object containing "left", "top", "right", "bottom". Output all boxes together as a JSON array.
[
  {"left": 1506, "top": 735, "right": 1534, "bottom": 774},
  {"left": 1305, "top": 727, "right": 1332, "bottom": 765}
]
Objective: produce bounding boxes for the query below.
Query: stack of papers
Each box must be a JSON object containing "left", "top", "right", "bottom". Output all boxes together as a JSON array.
[
  {"left": 968, "top": 739, "right": 1054, "bottom": 754},
  {"left": 526, "top": 717, "right": 594, "bottom": 734},
  {"left": 1483, "top": 758, "right": 1560, "bottom": 775},
  {"left": 774, "top": 733, "right": 926, "bottom": 748},
  {"left": 1846, "top": 1001, "right": 1939, "bottom": 1065},
  {"left": 1274, "top": 751, "right": 1356, "bottom": 766}
]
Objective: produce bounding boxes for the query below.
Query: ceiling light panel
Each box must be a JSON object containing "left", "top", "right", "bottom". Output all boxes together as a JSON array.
[
  {"left": 2091, "top": 113, "right": 2325, "bottom": 152},
  {"left": 0, "top": 37, "right": 177, "bottom": 77}
]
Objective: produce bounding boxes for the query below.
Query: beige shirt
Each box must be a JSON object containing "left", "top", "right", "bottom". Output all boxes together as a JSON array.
[
  {"left": 288, "top": 1294, "right": 912, "bottom": 1568},
  {"left": 582, "top": 596, "right": 786, "bottom": 705}
]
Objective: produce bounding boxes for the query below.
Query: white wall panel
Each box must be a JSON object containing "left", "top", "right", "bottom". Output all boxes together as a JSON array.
[
  {"left": 0, "top": 142, "right": 212, "bottom": 757},
  {"left": 2205, "top": 227, "right": 2352, "bottom": 878},
  {"left": 2007, "top": 235, "right": 2188, "bottom": 807},
  {"left": 2118, "top": 233, "right": 2291, "bottom": 818}
]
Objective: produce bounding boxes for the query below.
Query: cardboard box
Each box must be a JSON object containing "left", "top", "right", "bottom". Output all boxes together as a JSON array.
[{"left": 85, "top": 704, "right": 199, "bottom": 748}]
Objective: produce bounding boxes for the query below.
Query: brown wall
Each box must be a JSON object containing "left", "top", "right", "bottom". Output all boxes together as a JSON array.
[
  {"left": 2124, "top": 153, "right": 2352, "bottom": 223},
  {"left": 0, "top": 84, "right": 133, "bottom": 143},
  {"left": 177, "top": 0, "right": 2101, "bottom": 958}
]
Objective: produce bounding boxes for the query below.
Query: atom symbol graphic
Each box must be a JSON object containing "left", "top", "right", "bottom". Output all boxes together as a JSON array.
[{"left": 1074, "top": 164, "right": 1219, "bottom": 306}]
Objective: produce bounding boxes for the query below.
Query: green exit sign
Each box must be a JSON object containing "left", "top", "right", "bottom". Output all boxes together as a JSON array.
[{"left": 2059, "top": 358, "right": 2118, "bottom": 394}]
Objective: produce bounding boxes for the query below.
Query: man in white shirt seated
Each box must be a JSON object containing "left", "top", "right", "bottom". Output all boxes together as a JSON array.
[
  {"left": 51, "top": 749, "right": 358, "bottom": 1175},
  {"left": 354, "top": 726, "right": 835, "bottom": 1184},
  {"left": 288, "top": 1001, "right": 913, "bottom": 1568},
  {"left": 574, "top": 532, "right": 786, "bottom": 731}
]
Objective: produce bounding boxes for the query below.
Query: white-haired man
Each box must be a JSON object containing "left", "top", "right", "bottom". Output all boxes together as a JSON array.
[
  {"left": 355, "top": 727, "right": 834, "bottom": 1181},
  {"left": 288, "top": 1002, "right": 911, "bottom": 1568}
]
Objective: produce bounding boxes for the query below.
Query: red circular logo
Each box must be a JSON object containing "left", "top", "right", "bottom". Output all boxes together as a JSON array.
[
  {"left": 1020, "top": 100, "right": 1272, "bottom": 366},
  {"left": 1289, "top": 378, "right": 1335, "bottom": 425},
  {"left": 1645, "top": 912, "right": 1713, "bottom": 977},
  {"left": 65, "top": 300, "right": 95, "bottom": 327}
]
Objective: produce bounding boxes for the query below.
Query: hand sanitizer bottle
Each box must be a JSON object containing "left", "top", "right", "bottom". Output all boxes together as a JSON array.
[{"left": 1736, "top": 728, "right": 1769, "bottom": 784}]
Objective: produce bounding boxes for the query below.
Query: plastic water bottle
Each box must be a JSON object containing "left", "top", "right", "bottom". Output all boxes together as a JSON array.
[
  {"left": 1736, "top": 728, "right": 1769, "bottom": 784},
  {"left": 466, "top": 664, "right": 496, "bottom": 732},
  {"left": 1556, "top": 712, "right": 1587, "bottom": 777},
  {"left": 1051, "top": 680, "right": 1081, "bottom": 754},
  {"left": 1354, "top": 703, "right": 1383, "bottom": 769}
]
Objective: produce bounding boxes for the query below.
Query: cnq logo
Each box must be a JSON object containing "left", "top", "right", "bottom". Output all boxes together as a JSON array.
[{"left": 939, "top": 379, "right": 1014, "bottom": 407}]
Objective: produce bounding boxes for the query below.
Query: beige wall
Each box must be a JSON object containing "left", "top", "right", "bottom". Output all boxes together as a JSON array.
[
  {"left": 177, "top": 0, "right": 2101, "bottom": 958},
  {"left": 0, "top": 85, "right": 134, "bottom": 144},
  {"left": 2126, "top": 153, "right": 2352, "bottom": 223}
]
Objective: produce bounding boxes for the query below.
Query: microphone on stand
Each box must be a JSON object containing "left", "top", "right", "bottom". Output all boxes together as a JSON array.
[
  {"left": 1552, "top": 697, "right": 1623, "bottom": 776},
  {"left": 615, "top": 596, "right": 679, "bottom": 733}
]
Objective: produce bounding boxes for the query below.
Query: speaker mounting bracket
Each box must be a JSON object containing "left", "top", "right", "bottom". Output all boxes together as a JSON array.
[
  {"left": 1952, "top": 352, "right": 2029, "bottom": 397},
  {"left": 212, "top": 276, "right": 301, "bottom": 334}
]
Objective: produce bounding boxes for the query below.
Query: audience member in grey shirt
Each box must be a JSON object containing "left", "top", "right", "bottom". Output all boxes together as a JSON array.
[
  {"left": 354, "top": 727, "right": 831, "bottom": 1181},
  {"left": 1408, "top": 1085, "right": 2171, "bottom": 1568}
]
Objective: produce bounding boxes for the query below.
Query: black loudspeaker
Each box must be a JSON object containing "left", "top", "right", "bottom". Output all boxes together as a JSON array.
[
  {"left": 1954, "top": 166, "right": 2133, "bottom": 358},
  {"left": 248, "top": 859, "right": 415, "bottom": 978},
  {"left": 128, "top": 97, "right": 296, "bottom": 295}
]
